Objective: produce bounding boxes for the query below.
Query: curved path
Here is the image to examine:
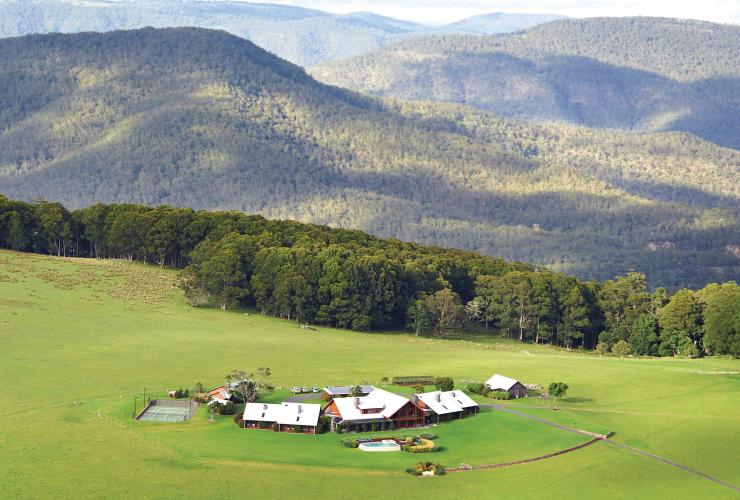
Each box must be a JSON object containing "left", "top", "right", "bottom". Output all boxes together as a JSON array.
[{"left": 484, "top": 404, "right": 739, "bottom": 492}]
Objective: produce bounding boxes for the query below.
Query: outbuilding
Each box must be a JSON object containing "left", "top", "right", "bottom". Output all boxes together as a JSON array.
[
  {"left": 413, "top": 390, "right": 479, "bottom": 423},
  {"left": 485, "top": 374, "right": 528, "bottom": 398},
  {"left": 242, "top": 402, "right": 321, "bottom": 434}
]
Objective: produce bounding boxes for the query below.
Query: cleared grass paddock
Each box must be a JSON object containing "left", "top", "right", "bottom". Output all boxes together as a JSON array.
[{"left": 137, "top": 400, "right": 197, "bottom": 422}]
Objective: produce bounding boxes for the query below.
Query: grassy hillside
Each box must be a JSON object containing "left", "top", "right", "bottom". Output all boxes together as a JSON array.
[
  {"left": 0, "top": 28, "right": 738, "bottom": 289},
  {"left": 0, "top": 0, "right": 561, "bottom": 67},
  {"left": 312, "top": 17, "right": 740, "bottom": 149},
  {"left": 1, "top": 250, "right": 739, "bottom": 498}
]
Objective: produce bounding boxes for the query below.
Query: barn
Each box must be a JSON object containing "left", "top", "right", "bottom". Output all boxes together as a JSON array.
[{"left": 485, "top": 374, "right": 528, "bottom": 398}]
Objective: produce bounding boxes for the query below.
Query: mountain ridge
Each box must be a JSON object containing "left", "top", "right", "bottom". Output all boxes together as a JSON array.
[
  {"left": 0, "top": 0, "right": 563, "bottom": 67},
  {"left": 311, "top": 17, "right": 740, "bottom": 149},
  {"left": 0, "top": 27, "right": 737, "bottom": 288}
]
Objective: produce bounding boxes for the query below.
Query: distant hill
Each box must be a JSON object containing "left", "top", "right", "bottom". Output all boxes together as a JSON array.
[
  {"left": 0, "top": 0, "right": 560, "bottom": 67},
  {"left": 435, "top": 12, "right": 566, "bottom": 35},
  {"left": 312, "top": 17, "right": 740, "bottom": 149},
  {"left": 0, "top": 28, "right": 737, "bottom": 288}
]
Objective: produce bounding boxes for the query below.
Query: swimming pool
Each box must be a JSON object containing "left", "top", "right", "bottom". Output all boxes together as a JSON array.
[{"left": 358, "top": 440, "right": 401, "bottom": 452}]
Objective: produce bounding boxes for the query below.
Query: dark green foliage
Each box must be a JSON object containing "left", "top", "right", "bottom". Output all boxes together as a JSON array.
[
  {"left": 211, "top": 401, "right": 235, "bottom": 415},
  {"left": 629, "top": 314, "right": 660, "bottom": 356},
  {"left": 658, "top": 289, "right": 705, "bottom": 357},
  {"left": 313, "top": 17, "right": 740, "bottom": 150},
  {"left": 233, "top": 413, "right": 244, "bottom": 426},
  {"left": 0, "top": 29, "right": 737, "bottom": 291},
  {"left": 341, "top": 438, "right": 360, "bottom": 448},
  {"left": 701, "top": 283, "right": 740, "bottom": 356},
  {"left": 411, "top": 384, "right": 425, "bottom": 394},
  {"left": 466, "top": 383, "right": 487, "bottom": 395},
  {"left": 173, "top": 388, "right": 189, "bottom": 399},
  {"left": 316, "top": 416, "right": 332, "bottom": 434},
  {"left": 419, "top": 433, "right": 437, "bottom": 440},
  {"left": 547, "top": 382, "right": 569, "bottom": 401},
  {"left": 486, "top": 391, "right": 510, "bottom": 400},
  {"left": 434, "top": 377, "right": 454, "bottom": 392}
]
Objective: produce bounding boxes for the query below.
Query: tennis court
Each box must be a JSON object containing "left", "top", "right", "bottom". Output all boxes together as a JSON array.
[{"left": 136, "top": 400, "right": 197, "bottom": 422}]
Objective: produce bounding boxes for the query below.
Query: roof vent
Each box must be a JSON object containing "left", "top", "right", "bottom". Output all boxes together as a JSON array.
[
  {"left": 435, "top": 393, "right": 441, "bottom": 402},
  {"left": 354, "top": 397, "right": 360, "bottom": 407},
  {"left": 297, "top": 404, "right": 303, "bottom": 414},
  {"left": 263, "top": 404, "right": 268, "bottom": 410},
  {"left": 451, "top": 391, "right": 455, "bottom": 397}
]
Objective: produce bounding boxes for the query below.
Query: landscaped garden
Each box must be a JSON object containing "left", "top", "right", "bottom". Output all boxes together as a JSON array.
[{"left": 1, "top": 250, "right": 738, "bottom": 498}]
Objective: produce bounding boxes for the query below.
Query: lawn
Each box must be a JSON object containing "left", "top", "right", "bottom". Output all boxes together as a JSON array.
[{"left": 0, "top": 250, "right": 738, "bottom": 499}]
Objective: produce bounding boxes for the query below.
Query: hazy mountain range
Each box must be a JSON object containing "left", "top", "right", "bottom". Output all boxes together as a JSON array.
[
  {"left": 312, "top": 17, "right": 740, "bottom": 150},
  {"left": 0, "top": 27, "right": 737, "bottom": 288},
  {"left": 0, "top": 0, "right": 565, "bottom": 67}
]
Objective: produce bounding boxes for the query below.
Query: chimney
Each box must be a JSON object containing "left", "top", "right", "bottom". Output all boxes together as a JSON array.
[
  {"left": 263, "top": 404, "right": 268, "bottom": 410},
  {"left": 354, "top": 397, "right": 360, "bottom": 407},
  {"left": 451, "top": 391, "right": 456, "bottom": 397},
  {"left": 297, "top": 404, "right": 302, "bottom": 414},
  {"left": 435, "top": 393, "right": 441, "bottom": 402}
]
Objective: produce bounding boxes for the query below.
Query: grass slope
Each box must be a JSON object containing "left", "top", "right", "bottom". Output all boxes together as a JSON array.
[
  {"left": 1, "top": 250, "right": 738, "bottom": 498},
  {"left": 0, "top": 28, "right": 738, "bottom": 288}
]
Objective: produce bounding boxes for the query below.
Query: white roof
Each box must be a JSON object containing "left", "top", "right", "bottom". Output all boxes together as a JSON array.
[
  {"left": 415, "top": 390, "right": 478, "bottom": 415},
  {"left": 485, "top": 374, "right": 520, "bottom": 391},
  {"left": 323, "top": 385, "right": 375, "bottom": 396},
  {"left": 331, "top": 388, "right": 410, "bottom": 422},
  {"left": 243, "top": 402, "right": 321, "bottom": 427}
]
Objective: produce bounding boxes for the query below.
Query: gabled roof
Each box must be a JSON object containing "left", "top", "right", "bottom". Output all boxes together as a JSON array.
[
  {"left": 415, "top": 390, "right": 479, "bottom": 415},
  {"left": 485, "top": 374, "right": 520, "bottom": 391},
  {"left": 331, "top": 388, "right": 410, "bottom": 422},
  {"left": 243, "top": 402, "right": 321, "bottom": 427},
  {"left": 323, "top": 385, "right": 375, "bottom": 396}
]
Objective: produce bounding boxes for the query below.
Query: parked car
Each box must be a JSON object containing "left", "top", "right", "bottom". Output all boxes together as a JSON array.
[
  {"left": 301, "top": 387, "right": 309, "bottom": 393},
  {"left": 290, "top": 387, "right": 302, "bottom": 394},
  {"left": 312, "top": 387, "right": 319, "bottom": 393}
]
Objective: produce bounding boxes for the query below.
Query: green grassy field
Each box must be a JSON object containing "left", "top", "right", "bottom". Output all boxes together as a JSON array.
[{"left": 1, "top": 250, "right": 738, "bottom": 499}]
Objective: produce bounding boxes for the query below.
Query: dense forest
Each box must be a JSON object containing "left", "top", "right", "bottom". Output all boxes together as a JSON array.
[
  {"left": 0, "top": 0, "right": 561, "bottom": 67},
  {"left": 312, "top": 17, "right": 740, "bottom": 149},
  {"left": 1, "top": 195, "right": 737, "bottom": 357},
  {"left": 0, "top": 28, "right": 737, "bottom": 289}
]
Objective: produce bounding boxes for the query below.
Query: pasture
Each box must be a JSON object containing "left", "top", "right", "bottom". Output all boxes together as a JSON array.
[{"left": 0, "top": 250, "right": 738, "bottom": 499}]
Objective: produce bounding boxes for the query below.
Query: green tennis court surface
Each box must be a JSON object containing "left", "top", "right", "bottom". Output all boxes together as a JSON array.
[{"left": 137, "top": 401, "right": 196, "bottom": 422}]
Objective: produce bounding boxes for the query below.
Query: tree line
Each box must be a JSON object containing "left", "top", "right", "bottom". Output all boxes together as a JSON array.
[{"left": 1, "top": 194, "right": 737, "bottom": 356}]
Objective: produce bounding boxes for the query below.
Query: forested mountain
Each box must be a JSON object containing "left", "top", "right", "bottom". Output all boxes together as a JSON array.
[
  {"left": 0, "top": 28, "right": 738, "bottom": 289},
  {"left": 312, "top": 17, "right": 740, "bottom": 149},
  {"left": 435, "top": 13, "right": 566, "bottom": 35},
  {"left": 0, "top": 0, "right": 559, "bottom": 67}
]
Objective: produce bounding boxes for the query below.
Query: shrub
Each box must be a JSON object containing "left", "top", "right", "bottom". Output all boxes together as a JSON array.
[
  {"left": 317, "top": 415, "right": 332, "bottom": 434},
  {"left": 380, "top": 377, "right": 390, "bottom": 384},
  {"left": 435, "top": 377, "right": 454, "bottom": 392},
  {"left": 401, "top": 445, "right": 410, "bottom": 452},
  {"left": 233, "top": 412, "right": 244, "bottom": 426},
  {"left": 486, "top": 390, "right": 510, "bottom": 400},
  {"left": 340, "top": 438, "right": 361, "bottom": 448},
  {"left": 611, "top": 340, "right": 632, "bottom": 357},
  {"left": 411, "top": 383, "right": 425, "bottom": 393},
  {"left": 271, "top": 423, "right": 279, "bottom": 431},
  {"left": 420, "top": 432, "right": 437, "bottom": 440},
  {"left": 466, "top": 382, "right": 486, "bottom": 395},
  {"left": 211, "top": 401, "right": 236, "bottom": 415},
  {"left": 292, "top": 425, "right": 301, "bottom": 433}
]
